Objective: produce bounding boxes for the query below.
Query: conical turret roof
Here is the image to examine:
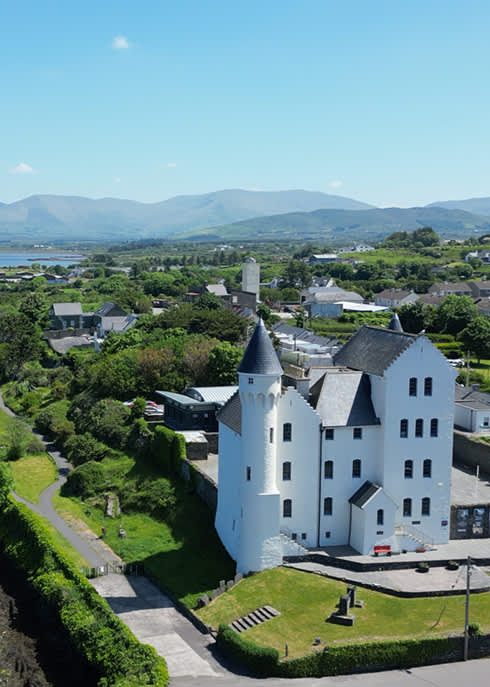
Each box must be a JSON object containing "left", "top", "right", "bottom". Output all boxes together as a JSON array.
[
  {"left": 237, "top": 319, "right": 283, "bottom": 375},
  {"left": 388, "top": 312, "right": 403, "bottom": 332}
]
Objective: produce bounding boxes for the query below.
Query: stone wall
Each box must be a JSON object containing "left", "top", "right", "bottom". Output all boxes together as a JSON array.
[
  {"left": 453, "top": 430, "right": 490, "bottom": 473},
  {"left": 180, "top": 459, "right": 218, "bottom": 515},
  {"left": 204, "top": 432, "right": 218, "bottom": 453}
]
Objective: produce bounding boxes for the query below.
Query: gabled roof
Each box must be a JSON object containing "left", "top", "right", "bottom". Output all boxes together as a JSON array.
[
  {"left": 94, "top": 302, "right": 126, "bottom": 317},
  {"left": 217, "top": 391, "right": 242, "bottom": 434},
  {"left": 206, "top": 284, "right": 228, "bottom": 297},
  {"left": 310, "top": 369, "right": 379, "bottom": 427},
  {"left": 52, "top": 302, "right": 83, "bottom": 316},
  {"left": 184, "top": 386, "right": 237, "bottom": 404},
  {"left": 333, "top": 325, "right": 417, "bottom": 376},
  {"left": 349, "top": 481, "right": 382, "bottom": 508},
  {"left": 375, "top": 289, "right": 413, "bottom": 300},
  {"left": 455, "top": 384, "right": 490, "bottom": 410},
  {"left": 237, "top": 319, "right": 283, "bottom": 375}
]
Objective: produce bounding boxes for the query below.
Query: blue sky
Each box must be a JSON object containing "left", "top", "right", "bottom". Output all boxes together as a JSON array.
[{"left": 2, "top": 0, "right": 490, "bottom": 207}]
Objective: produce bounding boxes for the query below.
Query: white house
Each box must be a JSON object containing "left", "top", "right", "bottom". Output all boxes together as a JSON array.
[
  {"left": 454, "top": 384, "right": 490, "bottom": 432},
  {"left": 215, "top": 317, "right": 455, "bottom": 574}
]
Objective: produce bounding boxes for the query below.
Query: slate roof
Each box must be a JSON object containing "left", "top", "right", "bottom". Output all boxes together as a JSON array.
[
  {"left": 216, "top": 391, "right": 242, "bottom": 434},
  {"left": 333, "top": 325, "right": 417, "bottom": 376},
  {"left": 272, "top": 322, "right": 338, "bottom": 347},
  {"left": 454, "top": 384, "right": 490, "bottom": 411},
  {"left": 309, "top": 370, "right": 379, "bottom": 427},
  {"left": 52, "top": 302, "right": 83, "bottom": 316},
  {"left": 184, "top": 386, "right": 238, "bottom": 404},
  {"left": 375, "top": 289, "right": 413, "bottom": 300},
  {"left": 349, "top": 481, "right": 382, "bottom": 508},
  {"left": 237, "top": 319, "right": 283, "bottom": 375},
  {"left": 95, "top": 302, "right": 127, "bottom": 317}
]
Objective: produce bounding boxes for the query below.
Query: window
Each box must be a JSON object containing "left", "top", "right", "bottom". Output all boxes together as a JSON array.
[
  {"left": 248, "top": 377, "right": 254, "bottom": 384},
  {"left": 246, "top": 466, "right": 251, "bottom": 481},
  {"left": 353, "top": 427, "right": 362, "bottom": 440},
  {"left": 421, "top": 497, "right": 431, "bottom": 516},
  {"left": 377, "top": 509, "right": 384, "bottom": 526},
  {"left": 352, "top": 459, "right": 361, "bottom": 478},
  {"left": 323, "top": 497, "right": 332, "bottom": 515},
  {"left": 324, "top": 460, "right": 333, "bottom": 479},
  {"left": 409, "top": 377, "right": 417, "bottom": 396},
  {"left": 325, "top": 531, "right": 331, "bottom": 539},
  {"left": 301, "top": 532, "right": 307, "bottom": 540},
  {"left": 291, "top": 532, "right": 297, "bottom": 540},
  {"left": 415, "top": 418, "right": 423, "bottom": 437},
  {"left": 430, "top": 418, "right": 438, "bottom": 437},
  {"left": 269, "top": 427, "right": 274, "bottom": 443},
  {"left": 283, "top": 422, "right": 292, "bottom": 442},
  {"left": 283, "top": 499, "right": 292, "bottom": 518},
  {"left": 282, "top": 461, "right": 291, "bottom": 481},
  {"left": 423, "top": 459, "right": 432, "bottom": 478},
  {"left": 424, "top": 377, "right": 433, "bottom": 396},
  {"left": 404, "top": 460, "right": 413, "bottom": 479},
  {"left": 400, "top": 419, "right": 408, "bottom": 438},
  {"left": 325, "top": 428, "right": 334, "bottom": 440},
  {"left": 403, "top": 498, "right": 412, "bottom": 517}
]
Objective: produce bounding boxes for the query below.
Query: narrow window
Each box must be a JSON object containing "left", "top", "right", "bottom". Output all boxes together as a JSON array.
[
  {"left": 430, "top": 418, "right": 438, "bottom": 437},
  {"left": 404, "top": 460, "right": 413, "bottom": 479},
  {"left": 352, "top": 459, "right": 361, "bottom": 478},
  {"left": 301, "top": 532, "right": 307, "bottom": 540},
  {"left": 283, "top": 499, "right": 292, "bottom": 518},
  {"left": 269, "top": 427, "right": 274, "bottom": 443},
  {"left": 353, "top": 427, "right": 362, "bottom": 440},
  {"left": 424, "top": 377, "right": 433, "bottom": 396},
  {"left": 248, "top": 377, "right": 254, "bottom": 384},
  {"left": 283, "top": 422, "right": 292, "bottom": 442},
  {"left": 421, "top": 497, "right": 431, "bottom": 516},
  {"left": 423, "top": 459, "right": 432, "bottom": 478},
  {"left": 415, "top": 418, "right": 423, "bottom": 437},
  {"left": 400, "top": 419, "right": 408, "bottom": 438},
  {"left": 291, "top": 532, "right": 297, "bottom": 540},
  {"left": 324, "top": 460, "right": 333, "bottom": 479},
  {"left": 403, "top": 498, "right": 412, "bottom": 517},
  {"left": 323, "top": 497, "right": 332, "bottom": 515},
  {"left": 325, "top": 428, "right": 334, "bottom": 440},
  {"left": 282, "top": 461, "right": 291, "bottom": 481},
  {"left": 377, "top": 509, "right": 384, "bottom": 526},
  {"left": 246, "top": 466, "right": 251, "bottom": 481},
  {"left": 409, "top": 377, "right": 417, "bottom": 396},
  {"left": 325, "top": 531, "right": 331, "bottom": 538}
]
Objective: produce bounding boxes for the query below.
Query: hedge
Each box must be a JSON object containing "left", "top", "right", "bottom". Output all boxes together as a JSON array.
[
  {"left": 216, "top": 624, "right": 460, "bottom": 678},
  {"left": 0, "top": 500, "right": 168, "bottom": 687},
  {"left": 151, "top": 425, "right": 186, "bottom": 475}
]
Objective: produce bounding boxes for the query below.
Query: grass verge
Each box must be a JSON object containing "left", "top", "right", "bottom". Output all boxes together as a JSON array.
[{"left": 10, "top": 453, "right": 57, "bottom": 504}]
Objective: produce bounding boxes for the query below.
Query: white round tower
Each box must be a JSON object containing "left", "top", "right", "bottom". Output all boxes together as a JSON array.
[{"left": 236, "top": 319, "right": 283, "bottom": 573}]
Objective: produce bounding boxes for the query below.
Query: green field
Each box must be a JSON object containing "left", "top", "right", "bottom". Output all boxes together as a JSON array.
[
  {"left": 197, "top": 567, "right": 486, "bottom": 658},
  {"left": 10, "top": 453, "right": 57, "bottom": 504}
]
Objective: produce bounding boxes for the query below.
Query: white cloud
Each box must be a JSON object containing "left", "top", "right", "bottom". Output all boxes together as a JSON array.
[
  {"left": 9, "top": 162, "right": 36, "bottom": 174},
  {"left": 166, "top": 162, "right": 177, "bottom": 168},
  {"left": 112, "top": 35, "right": 130, "bottom": 50},
  {"left": 329, "top": 180, "right": 343, "bottom": 189}
]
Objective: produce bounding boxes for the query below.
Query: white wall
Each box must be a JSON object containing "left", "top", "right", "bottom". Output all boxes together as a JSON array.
[{"left": 214, "top": 424, "right": 241, "bottom": 560}]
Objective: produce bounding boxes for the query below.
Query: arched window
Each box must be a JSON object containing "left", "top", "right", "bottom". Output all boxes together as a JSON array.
[
  {"left": 283, "top": 499, "right": 292, "bottom": 518},
  {"left": 282, "top": 461, "right": 291, "bottom": 481},
  {"left": 324, "top": 460, "right": 333, "bottom": 479},
  {"left": 404, "top": 460, "right": 413, "bottom": 478},
  {"left": 400, "top": 419, "right": 408, "bottom": 438},
  {"left": 323, "top": 497, "right": 332, "bottom": 515},
  {"left": 415, "top": 419, "right": 423, "bottom": 437},
  {"left": 421, "top": 497, "right": 431, "bottom": 516},
  {"left": 283, "top": 423, "right": 292, "bottom": 442},
  {"left": 423, "top": 459, "right": 432, "bottom": 478},
  {"left": 403, "top": 498, "right": 412, "bottom": 517},
  {"left": 352, "top": 459, "right": 361, "bottom": 478},
  {"left": 409, "top": 377, "right": 417, "bottom": 396},
  {"left": 377, "top": 509, "right": 384, "bottom": 526},
  {"left": 430, "top": 418, "right": 438, "bottom": 437},
  {"left": 424, "top": 377, "right": 433, "bottom": 396}
]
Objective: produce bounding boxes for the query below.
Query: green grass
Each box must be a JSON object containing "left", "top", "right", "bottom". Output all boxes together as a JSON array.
[
  {"left": 53, "top": 460, "right": 235, "bottom": 608},
  {"left": 10, "top": 453, "right": 57, "bottom": 504},
  {"left": 36, "top": 511, "right": 91, "bottom": 569},
  {"left": 197, "top": 567, "right": 490, "bottom": 658}
]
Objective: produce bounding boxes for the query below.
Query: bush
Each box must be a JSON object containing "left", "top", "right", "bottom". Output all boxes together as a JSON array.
[
  {"left": 25, "top": 435, "right": 46, "bottom": 455},
  {"left": 120, "top": 477, "right": 176, "bottom": 519},
  {"left": 468, "top": 622, "right": 482, "bottom": 637},
  {"left": 447, "top": 560, "right": 459, "bottom": 570},
  {"left": 63, "top": 461, "right": 106, "bottom": 498},
  {"left": 151, "top": 426, "right": 186, "bottom": 475},
  {"left": 216, "top": 624, "right": 280, "bottom": 676},
  {"left": 64, "top": 433, "right": 110, "bottom": 466}
]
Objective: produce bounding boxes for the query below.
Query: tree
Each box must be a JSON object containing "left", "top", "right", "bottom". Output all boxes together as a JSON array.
[
  {"left": 398, "top": 301, "right": 434, "bottom": 334},
  {"left": 458, "top": 317, "right": 490, "bottom": 363},
  {"left": 283, "top": 260, "right": 312, "bottom": 288},
  {"left": 0, "top": 463, "right": 13, "bottom": 508},
  {"left": 207, "top": 342, "right": 243, "bottom": 384},
  {"left": 436, "top": 295, "right": 479, "bottom": 335}
]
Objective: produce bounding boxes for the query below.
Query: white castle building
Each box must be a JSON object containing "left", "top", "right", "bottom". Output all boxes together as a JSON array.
[{"left": 215, "top": 317, "right": 456, "bottom": 574}]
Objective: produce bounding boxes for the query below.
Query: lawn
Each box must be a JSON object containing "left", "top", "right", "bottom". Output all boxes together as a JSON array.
[
  {"left": 10, "top": 453, "right": 57, "bottom": 504},
  {"left": 197, "top": 567, "right": 490, "bottom": 658}
]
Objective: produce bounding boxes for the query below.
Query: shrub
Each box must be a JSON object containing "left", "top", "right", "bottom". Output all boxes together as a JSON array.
[
  {"left": 447, "top": 560, "right": 459, "bottom": 571},
  {"left": 25, "top": 435, "right": 46, "bottom": 455},
  {"left": 64, "top": 433, "right": 110, "bottom": 466},
  {"left": 63, "top": 461, "right": 106, "bottom": 498},
  {"left": 120, "top": 477, "right": 176, "bottom": 519},
  {"left": 468, "top": 623, "right": 482, "bottom": 637},
  {"left": 216, "top": 624, "right": 280, "bottom": 676}
]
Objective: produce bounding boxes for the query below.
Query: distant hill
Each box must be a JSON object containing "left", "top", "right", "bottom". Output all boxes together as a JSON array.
[
  {"left": 427, "top": 197, "right": 490, "bottom": 217},
  {"left": 0, "top": 190, "right": 373, "bottom": 241},
  {"left": 180, "top": 206, "right": 490, "bottom": 242}
]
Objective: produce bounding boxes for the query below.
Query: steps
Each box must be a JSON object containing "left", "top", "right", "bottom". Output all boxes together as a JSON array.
[{"left": 230, "top": 605, "right": 280, "bottom": 633}]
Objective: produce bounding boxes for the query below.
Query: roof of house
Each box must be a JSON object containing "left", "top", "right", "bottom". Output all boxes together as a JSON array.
[
  {"left": 272, "top": 322, "right": 337, "bottom": 347},
  {"left": 310, "top": 370, "right": 379, "bottom": 427},
  {"left": 333, "top": 325, "right": 417, "bottom": 376},
  {"left": 206, "top": 284, "right": 228, "bottom": 297},
  {"left": 237, "top": 319, "right": 283, "bottom": 375},
  {"left": 417, "top": 294, "right": 445, "bottom": 306},
  {"left": 349, "top": 480, "right": 382, "bottom": 508},
  {"left": 52, "top": 302, "right": 83, "bottom": 316},
  {"left": 216, "top": 391, "right": 242, "bottom": 434},
  {"left": 470, "top": 280, "right": 490, "bottom": 289},
  {"left": 94, "top": 302, "right": 126, "bottom": 317},
  {"left": 184, "top": 386, "right": 238, "bottom": 404},
  {"left": 308, "top": 290, "right": 364, "bottom": 303},
  {"left": 429, "top": 281, "right": 471, "bottom": 292},
  {"left": 454, "top": 384, "right": 490, "bottom": 410},
  {"left": 375, "top": 289, "right": 413, "bottom": 300},
  {"left": 155, "top": 390, "right": 213, "bottom": 407}
]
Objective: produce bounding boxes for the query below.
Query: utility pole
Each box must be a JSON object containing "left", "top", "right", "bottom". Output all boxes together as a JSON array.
[{"left": 464, "top": 556, "right": 471, "bottom": 660}]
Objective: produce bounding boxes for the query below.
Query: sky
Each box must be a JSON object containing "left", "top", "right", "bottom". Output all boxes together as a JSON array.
[{"left": 2, "top": 0, "right": 490, "bottom": 208}]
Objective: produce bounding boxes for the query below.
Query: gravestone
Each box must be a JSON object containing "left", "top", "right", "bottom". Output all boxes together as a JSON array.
[
  {"left": 210, "top": 589, "right": 220, "bottom": 600},
  {"left": 226, "top": 580, "right": 234, "bottom": 590},
  {"left": 234, "top": 573, "right": 243, "bottom": 584},
  {"left": 338, "top": 594, "right": 350, "bottom": 616},
  {"left": 197, "top": 594, "right": 210, "bottom": 608},
  {"left": 347, "top": 585, "right": 356, "bottom": 607}
]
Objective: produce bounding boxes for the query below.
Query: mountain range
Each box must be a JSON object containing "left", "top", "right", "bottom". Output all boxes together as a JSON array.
[{"left": 1, "top": 189, "right": 490, "bottom": 242}]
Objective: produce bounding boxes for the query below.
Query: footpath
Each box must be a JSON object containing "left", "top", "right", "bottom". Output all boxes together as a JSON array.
[{"left": 0, "top": 393, "right": 226, "bottom": 680}]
